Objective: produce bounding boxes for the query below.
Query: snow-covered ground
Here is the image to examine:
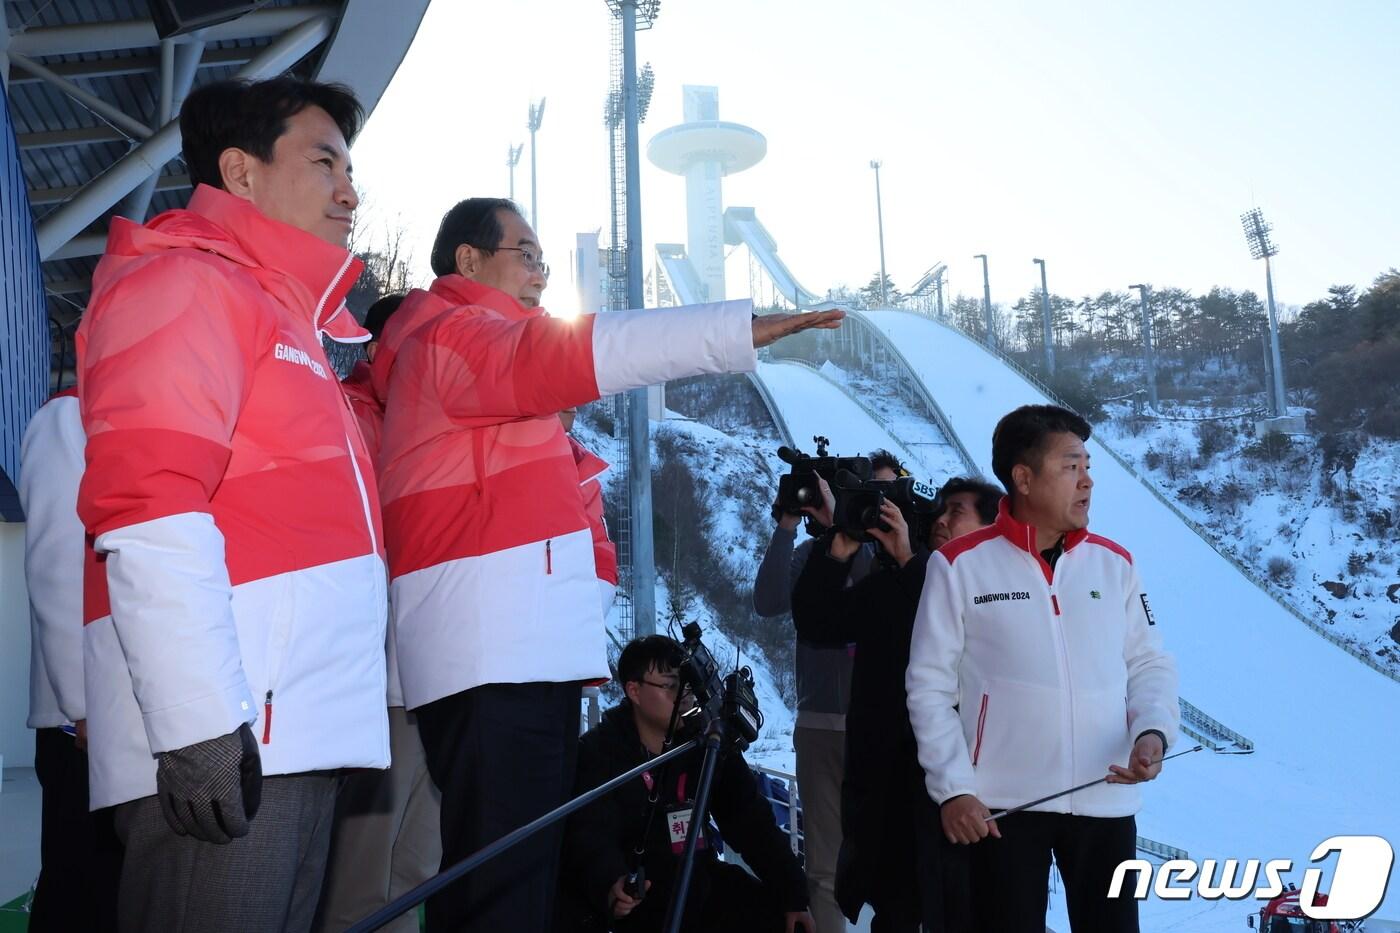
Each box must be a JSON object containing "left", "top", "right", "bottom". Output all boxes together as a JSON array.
[{"left": 1096, "top": 402, "right": 1400, "bottom": 676}]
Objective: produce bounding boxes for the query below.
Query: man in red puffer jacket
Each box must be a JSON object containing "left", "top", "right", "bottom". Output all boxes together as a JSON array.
[
  {"left": 77, "top": 77, "right": 388, "bottom": 933},
  {"left": 374, "top": 197, "right": 843, "bottom": 933}
]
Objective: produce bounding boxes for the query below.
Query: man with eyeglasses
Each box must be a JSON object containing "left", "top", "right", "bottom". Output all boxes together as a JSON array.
[
  {"left": 370, "top": 197, "right": 842, "bottom": 933},
  {"left": 561, "top": 636, "right": 814, "bottom": 933}
]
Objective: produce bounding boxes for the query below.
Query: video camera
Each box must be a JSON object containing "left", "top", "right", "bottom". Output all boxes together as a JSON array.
[
  {"left": 673, "top": 622, "right": 761, "bottom": 751},
  {"left": 830, "top": 470, "right": 941, "bottom": 544},
  {"left": 775, "top": 436, "right": 873, "bottom": 517}
]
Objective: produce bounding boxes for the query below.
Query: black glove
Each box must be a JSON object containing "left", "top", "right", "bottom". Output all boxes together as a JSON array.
[{"left": 156, "top": 722, "right": 262, "bottom": 843}]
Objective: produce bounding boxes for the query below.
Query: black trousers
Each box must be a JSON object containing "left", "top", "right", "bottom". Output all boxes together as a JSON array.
[
  {"left": 914, "top": 786, "right": 972, "bottom": 933},
  {"left": 30, "top": 727, "right": 122, "bottom": 933},
  {"left": 416, "top": 681, "right": 582, "bottom": 933},
  {"left": 969, "top": 811, "right": 1140, "bottom": 933}
]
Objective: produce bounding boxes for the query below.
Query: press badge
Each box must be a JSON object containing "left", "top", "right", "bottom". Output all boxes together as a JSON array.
[{"left": 666, "top": 802, "right": 706, "bottom": 854}]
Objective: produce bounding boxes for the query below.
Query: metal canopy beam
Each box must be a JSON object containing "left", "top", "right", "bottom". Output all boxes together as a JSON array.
[
  {"left": 6, "top": 46, "right": 251, "bottom": 86},
  {"left": 36, "top": 14, "right": 334, "bottom": 259},
  {"left": 8, "top": 6, "right": 334, "bottom": 58},
  {"left": 29, "top": 173, "right": 191, "bottom": 207},
  {"left": 9, "top": 52, "right": 153, "bottom": 139},
  {"left": 18, "top": 126, "right": 127, "bottom": 149}
]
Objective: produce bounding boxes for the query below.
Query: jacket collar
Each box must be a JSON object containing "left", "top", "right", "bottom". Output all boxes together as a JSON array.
[
  {"left": 994, "top": 497, "right": 1089, "bottom": 581},
  {"left": 426, "top": 274, "right": 541, "bottom": 322},
  {"left": 120, "top": 185, "right": 366, "bottom": 336}
]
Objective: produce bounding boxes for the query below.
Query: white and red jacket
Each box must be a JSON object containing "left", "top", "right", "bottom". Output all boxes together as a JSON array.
[
  {"left": 906, "top": 500, "right": 1179, "bottom": 818},
  {"left": 373, "top": 275, "right": 754, "bottom": 709},
  {"left": 77, "top": 185, "right": 390, "bottom": 810},
  {"left": 20, "top": 390, "right": 86, "bottom": 730},
  {"left": 571, "top": 436, "right": 618, "bottom": 614}
]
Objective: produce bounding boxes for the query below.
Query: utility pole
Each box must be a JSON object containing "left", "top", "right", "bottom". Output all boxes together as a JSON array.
[
  {"left": 1032, "top": 258, "right": 1055, "bottom": 376},
  {"left": 506, "top": 143, "right": 523, "bottom": 201},
  {"left": 870, "top": 160, "right": 888, "bottom": 306},
  {"left": 528, "top": 98, "right": 546, "bottom": 230},
  {"left": 619, "top": 0, "right": 655, "bottom": 635},
  {"left": 1130, "top": 284, "right": 1158, "bottom": 410},
  {"left": 974, "top": 254, "right": 995, "bottom": 348}
]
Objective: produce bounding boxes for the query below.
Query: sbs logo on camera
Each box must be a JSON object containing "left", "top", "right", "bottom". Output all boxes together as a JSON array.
[{"left": 1108, "top": 835, "right": 1394, "bottom": 920}]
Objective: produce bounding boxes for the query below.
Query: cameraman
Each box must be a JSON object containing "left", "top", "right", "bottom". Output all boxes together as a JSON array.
[
  {"left": 753, "top": 450, "right": 903, "bottom": 933},
  {"left": 790, "top": 477, "right": 1001, "bottom": 933},
  {"left": 562, "top": 636, "right": 814, "bottom": 933}
]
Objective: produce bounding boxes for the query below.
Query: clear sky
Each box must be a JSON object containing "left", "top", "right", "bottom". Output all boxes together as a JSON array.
[{"left": 350, "top": 0, "right": 1400, "bottom": 313}]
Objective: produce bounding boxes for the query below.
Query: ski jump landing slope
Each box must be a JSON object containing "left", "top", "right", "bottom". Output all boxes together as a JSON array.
[
  {"left": 859, "top": 309, "right": 1400, "bottom": 923},
  {"left": 752, "top": 360, "right": 924, "bottom": 478}
]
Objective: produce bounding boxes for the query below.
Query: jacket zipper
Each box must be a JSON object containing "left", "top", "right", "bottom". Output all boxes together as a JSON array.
[
  {"left": 546, "top": 538, "right": 553, "bottom": 574},
  {"left": 1046, "top": 560, "right": 1076, "bottom": 804},
  {"left": 262, "top": 690, "right": 274, "bottom": 744},
  {"left": 972, "top": 693, "right": 989, "bottom": 765}
]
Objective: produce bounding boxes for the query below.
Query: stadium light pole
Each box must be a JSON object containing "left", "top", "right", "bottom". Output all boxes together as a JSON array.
[
  {"left": 506, "top": 143, "right": 523, "bottom": 201},
  {"left": 1129, "top": 284, "right": 1158, "bottom": 410},
  {"left": 870, "top": 160, "right": 888, "bottom": 306},
  {"left": 973, "top": 254, "right": 995, "bottom": 348},
  {"left": 1241, "top": 208, "right": 1287, "bottom": 418},
  {"left": 528, "top": 98, "right": 546, "bottom": 230},
  {"left": 1032, "top": 258, "right": 1055, "bottom": 377}
]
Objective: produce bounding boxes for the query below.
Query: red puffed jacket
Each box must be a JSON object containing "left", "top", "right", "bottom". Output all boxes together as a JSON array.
[
  {"left": 77, "top": 185, "right": 389, "bottom": 809},
  {"left": 373, "top": 275, "right": 755, "bottom": 709}
]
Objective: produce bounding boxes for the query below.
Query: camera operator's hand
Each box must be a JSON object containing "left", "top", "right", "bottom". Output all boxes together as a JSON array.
[
  {"left": 773, "top": 495, "right": 801, "bottom": 531},
  {"left": 941, "top": 793, "right": 1001, "bottom": 845},
  {"left": 868, "top": 500, "right": 914, "bottom": 567},
  {"left": 608, "top": 875, "right": 650, "bottom": 918},
  {"left": 156, "top": 723, "right": 262, "bottom": 844},
  {"left": 751, "top": 309, "right": 844, "bottom": 348},
  {"left": 829, "top": 530, "right": 861, "bottom": 561},
  {"left": 785, "top": 909, "right": 817, "bottom": 932},
  {"left": 801, "top": 475, "right": 836, "bottom": 529}
]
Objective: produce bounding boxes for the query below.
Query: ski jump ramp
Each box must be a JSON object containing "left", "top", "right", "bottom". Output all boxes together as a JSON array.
[{"left": 855, "top": 308, "right": 1400, "bottom": 927}]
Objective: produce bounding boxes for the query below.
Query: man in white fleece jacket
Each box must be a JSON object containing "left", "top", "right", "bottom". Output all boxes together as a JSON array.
[{"left": 906, "top": 404, "right": 1179, "bottom": 933}]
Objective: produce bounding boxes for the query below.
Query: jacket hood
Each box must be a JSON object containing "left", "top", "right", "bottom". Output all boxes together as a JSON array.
[
  {"left": 103, "top": 184, "right": 367, "bottom": 340},
  {"left": 369, "top": 274, "right": 544, "bottom": 403},
  {"left": 569, "top": 437, "right": 609, "bottom": 484}
]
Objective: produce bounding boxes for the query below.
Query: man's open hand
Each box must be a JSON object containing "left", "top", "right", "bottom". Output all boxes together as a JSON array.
[
  {"left": 1108, "top": 732, "right": 1165, "bottom": 784},
  {"left": 752, "top": 309, "right": 845, "bottom": 348}
]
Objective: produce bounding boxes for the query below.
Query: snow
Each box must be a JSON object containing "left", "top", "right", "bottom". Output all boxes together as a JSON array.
[{"left": 859, "top": 308, "right": 1400, "bottom": 925}]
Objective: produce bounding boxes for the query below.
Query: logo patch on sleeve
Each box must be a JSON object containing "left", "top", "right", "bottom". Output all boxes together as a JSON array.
[{"left": 1140, "top": 593, "right": 1156, "bottom": 626}]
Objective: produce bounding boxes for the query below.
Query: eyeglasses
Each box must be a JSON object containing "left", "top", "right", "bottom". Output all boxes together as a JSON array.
[
  {"left": 494, "top": 246, "right": 550, "bottom": 280},
  {"left": 640, "top": 679, "right": 681, "bottom": 694}
]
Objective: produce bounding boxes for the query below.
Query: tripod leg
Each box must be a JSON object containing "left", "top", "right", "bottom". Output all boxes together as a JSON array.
[{"left": 662, "top": 725, "right": 727, "bottom": 933}]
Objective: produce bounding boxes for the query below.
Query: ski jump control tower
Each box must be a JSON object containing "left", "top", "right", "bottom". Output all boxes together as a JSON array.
[{"left": 647, "top": 86, "right": 765, "bottom": 301}]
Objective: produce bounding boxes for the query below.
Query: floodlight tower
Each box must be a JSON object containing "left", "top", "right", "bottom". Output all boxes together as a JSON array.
[
  {"left": 506, "top": 143, "right": 523, "bottom": 201},
  {"left": 973, "top": 254, "right": 995, "bottom": 348},
  {"left": 528, "top": 98, "right": 546, "bottom": 229},
  {"left": 1032, "top": 258, "right": 1055, "bottom": 376},
  {"left": 648, "top": 86, "right": 767, "bottom": 301},
  {"left": 605, "top": 0, "right": 661, "bottom": 636},
  {"left": 871, "top": 160, "right": 888, "bottom": 306},
  {"left": 1241, "top": 208, "right": 1287, "bottom": 418},
  {"left": 1129, "top": 284, "right": 1158, "bottom": 409}
]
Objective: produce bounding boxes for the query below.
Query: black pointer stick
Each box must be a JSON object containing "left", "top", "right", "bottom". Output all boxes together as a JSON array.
[{"left": 984, "top": 745, "right": 1204, "bottom": 822}]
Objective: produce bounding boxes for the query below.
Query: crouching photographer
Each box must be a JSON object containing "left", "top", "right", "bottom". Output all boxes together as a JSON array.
[
  {"left": 790, "top": 476, "right": 1001, "bottom": 933},
  {"left": 560, "top": 635, "right": 814, "bottom": 933}
]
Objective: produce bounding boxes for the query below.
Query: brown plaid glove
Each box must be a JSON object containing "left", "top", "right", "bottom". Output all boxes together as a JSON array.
[{"left": 156, "top": 723, "right": 262, "bottom": 844}]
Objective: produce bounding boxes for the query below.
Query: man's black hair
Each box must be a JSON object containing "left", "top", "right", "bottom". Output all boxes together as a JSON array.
[
  {"left": 364, "top": 294, "right": 405, "bottom": 341},
  {"left": 868, "top": 448, "right": 905, "bottom": 477},
  {"left": 180, "top": 77, "right": 364, "bottom": 190},
  {"left": 936, "top": 476, "right": 1004, "bottom": 526},
  {"left": 990, "top": 404, "right": 1092, "bottom": 501},
  {"left": 429, "top": 198, "right": 525, "bottom": 277},
  {"left": 617, "top": 635, "right": 682, "bottom": 685}
]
